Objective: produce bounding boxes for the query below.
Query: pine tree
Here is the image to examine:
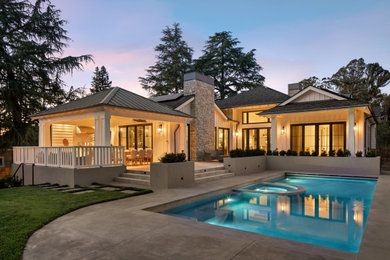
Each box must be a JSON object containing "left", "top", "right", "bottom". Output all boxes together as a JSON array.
[
  {"left": 194, "top": 31, "right": 265, "bottom": 99},
  {"left": 90, "top": 66, "right": 112, "bottom": 93},
  {"left": 0, "top": 0, "right": 93, "bottom": 147},
  {"left": 139, "top": 23, "right": 193, "bottom": 96}
]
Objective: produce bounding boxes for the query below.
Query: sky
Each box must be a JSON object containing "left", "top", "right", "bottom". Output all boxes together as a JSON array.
[{"left": 52, "top": 0, "right": 390, "bottom": 96}]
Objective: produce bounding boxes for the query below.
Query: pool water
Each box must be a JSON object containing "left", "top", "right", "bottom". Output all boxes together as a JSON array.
[
  {"left": 163, "top": 175, "right": 377, "bottom": 252},
  {"left": 256, "top": 186, "right": 288, "bottom": 192}
]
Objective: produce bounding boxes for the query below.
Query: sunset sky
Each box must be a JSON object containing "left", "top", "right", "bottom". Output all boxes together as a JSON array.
[{"left": 52, "top": 0, "right": 390, "bottom": 96}]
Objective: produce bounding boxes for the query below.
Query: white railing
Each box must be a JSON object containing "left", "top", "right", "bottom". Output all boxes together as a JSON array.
[{"left": 13, "top": 146, "right": 125, "bottom": 169}]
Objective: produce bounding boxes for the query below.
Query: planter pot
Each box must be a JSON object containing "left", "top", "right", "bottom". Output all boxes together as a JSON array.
[
  {"left": 150, "top": 161, "right": 194, "bottom": 190},
  {"left": 266, "top": 156, "right": 380, "bottom": 177},
  {"left": 224, "top": 156, "right": 266, "bottom": 176}
]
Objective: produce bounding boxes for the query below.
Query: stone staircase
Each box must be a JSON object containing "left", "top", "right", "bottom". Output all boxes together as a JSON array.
[
  {"left": 194, "top": 167, "right": 234, "bottom": 183},
  {"left": 381, "top": 158, "right": 390, "bottom": 175},
  {"left": 113, "top": 170, "right": 151, "bottom": 188},
  {"left": 112, "top": 166, "right": 234, "bottom": 188}
]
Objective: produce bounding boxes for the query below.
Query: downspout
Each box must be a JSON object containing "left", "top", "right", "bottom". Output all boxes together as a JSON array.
[{"left": 174, "top": 124, "right": 180, "bottom": 153}]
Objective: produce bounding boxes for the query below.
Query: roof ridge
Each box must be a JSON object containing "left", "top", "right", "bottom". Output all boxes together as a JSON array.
[{"left": 100, "top": 87, "right": 119, "bottom": 104}]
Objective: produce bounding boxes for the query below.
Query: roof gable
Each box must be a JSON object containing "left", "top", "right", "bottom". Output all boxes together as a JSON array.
[{"left": 280, "top": 86, "right": 346, "bottom": 106}]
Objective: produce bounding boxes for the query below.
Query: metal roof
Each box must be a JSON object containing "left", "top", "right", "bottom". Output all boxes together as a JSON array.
[
  {"left": 156, "top": 94, "right": 194, "bottom": 109},
  {"left": 32, "top": 87, "right": 193, "bottom": 118},
  {"left": 258, "top": 99, "right": 368, "bottom": 116},
  {"left": 215, "top": 86, "right": 289, "bottom": 109}
]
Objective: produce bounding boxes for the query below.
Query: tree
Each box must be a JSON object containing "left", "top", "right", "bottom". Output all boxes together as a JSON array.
[
  {"left": 0, "top": 0, "right": 93, "bottom": 148},
  {"left": 90, "top": 66, "right": 112, "bottom": 93},
  {"left": 300, "top": 58, "right": 390, "bottom": 107},
  {"left": 194, "top": 31, "right": 265, "bottom": 99},
  {"left": 139, "top": 23, "right": 193, "bottom": 97}
]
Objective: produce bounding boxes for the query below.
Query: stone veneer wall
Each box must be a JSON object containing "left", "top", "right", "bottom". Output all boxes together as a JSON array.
[{"left": 184, "top": 73, "right": 215, "bottom": 161}]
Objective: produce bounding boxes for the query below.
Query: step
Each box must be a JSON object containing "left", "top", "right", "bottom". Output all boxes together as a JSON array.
[
  {"left": 195, "top": 166, "right": 225, "bottom": 174},
  {"left": 194, "top": 169, "right": 230, "bottom": 178},
  {"left": 114, "top": 176, "right": 150, "bottom": 187},
  {"left": 381, "top": 170, "right": 390, "bottom": 175},
  {"left": 126, "top": 169, "right": 150, "bottom": 174},
  {"left": 195, "top": 172, "right": 234, "bottom": 183},
  {"left": 121, "top": 172, "right": 150, "bottom": 180}
]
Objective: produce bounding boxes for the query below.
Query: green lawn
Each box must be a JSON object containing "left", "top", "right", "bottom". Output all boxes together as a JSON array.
[{"left": 0, "top": 186, "right": 152, "bottom": 260}]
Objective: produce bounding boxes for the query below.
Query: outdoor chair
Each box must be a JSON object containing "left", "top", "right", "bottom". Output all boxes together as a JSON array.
[
  {"left": 145, "top": 149, "right": 153, "bottom": 164},
  {"left": 138, "top": 149, "right": 145, "bottom": 165}
]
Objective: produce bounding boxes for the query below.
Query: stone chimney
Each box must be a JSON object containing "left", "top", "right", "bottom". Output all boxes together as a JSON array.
[
  {"left": 183, "top": 72, "right": 215, "bottom": 161},
  {"left": 288, "top": 83, "right": 303, "bottom": 96}
]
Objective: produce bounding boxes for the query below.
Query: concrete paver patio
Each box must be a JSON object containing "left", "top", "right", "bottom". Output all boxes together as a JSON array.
[{"left": 23, "top": 172, "right": 390, "bottom": 260}]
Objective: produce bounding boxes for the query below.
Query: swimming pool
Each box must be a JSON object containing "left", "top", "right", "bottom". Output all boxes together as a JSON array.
[{"left": 163, "top": 174, "right": 377, "bottom": 252}]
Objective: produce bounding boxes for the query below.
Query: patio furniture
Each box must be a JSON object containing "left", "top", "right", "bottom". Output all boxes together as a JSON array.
[
  {"left": 145, "top": 149, "right": 153, "bottom": 163},
  {"left": 138, "top": 149, "right": 145, "bottom": 165}
]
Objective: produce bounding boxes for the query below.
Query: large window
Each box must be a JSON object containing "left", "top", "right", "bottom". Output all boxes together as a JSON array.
[
  {"left": 290, "top": 122, "right": 345, "bottom": 155},
  {"left": 119, "top": 124, "right": 152, "bottom": 150},
  {"left": 242, "top": 111, "right": 269, "bottom": 124},
  {"left": 217, "top": 128, "right": 229, "bottom": 155},
  {"left": 242, "top": 128, "right": 270, "bottom": 151}
]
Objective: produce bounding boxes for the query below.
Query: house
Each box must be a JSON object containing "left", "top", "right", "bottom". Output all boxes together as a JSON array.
[{"left": 12, "top": 71, "right": 376, "bottom": 186}]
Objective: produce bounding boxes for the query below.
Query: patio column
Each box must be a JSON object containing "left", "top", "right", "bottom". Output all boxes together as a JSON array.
[
  {"left": 94, "top": 115, "right": 100, "bottom": 145},
  {"left": 101, "top": 112, "right": 111, "bottom": 146},
  {"left": 348, "top": 108, "right": 355, "bottom": 156},
  {"left": 271, "top": 116, "right": 276, "bottom": 151}
]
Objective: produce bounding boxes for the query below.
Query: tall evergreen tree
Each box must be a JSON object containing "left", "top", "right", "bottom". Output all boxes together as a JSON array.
[
  {"left": 90, "top": 66, "right": 112, "bottom": 93},
  {"left": 0, "top": 0, "right": 93, "bottom": 148},
  {"left": 194, "top": 31, "right": 265, "bottom": 99},
  {"left": 139, "top": 23, "right": 193, "bottom": 96}
]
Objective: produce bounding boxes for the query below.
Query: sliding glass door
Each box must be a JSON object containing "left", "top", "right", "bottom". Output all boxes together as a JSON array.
[
  {"left": 242, "top": 128, "right": 270, "bottom": 151},
  {"left": 217, "top": 128, "right": 229, "bottom": 155},
  {"left": 119, "top": 124, "right": 153, "bottom": 150},
  {"left": 290, "top": 123, "right": 345, "bottom": 155}
]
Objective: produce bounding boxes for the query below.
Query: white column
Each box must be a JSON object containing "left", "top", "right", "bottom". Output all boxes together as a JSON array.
[
  {"left": 38, "top": 121, "right": 43, "bottom": 146},
  {"left": 271, "top": 116, "right": 276, "bottom": 151},
  {"left": 101, "top": 112, "right": 111, "bottom": 146},
  {"left": 41, "top": 121, "right": 46, "bottom": 147},
  {"left": 348, "top": 108, "right": 355, "bottom": 156},
  {"left": 94, "top": 115, "right": 100, "bottom": 146}
]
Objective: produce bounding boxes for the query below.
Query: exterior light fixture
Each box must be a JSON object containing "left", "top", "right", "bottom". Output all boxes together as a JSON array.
[
  {"left": 234, "top": 132, "right": 239, "bottom": 137},
  {"left": 157, "top": 124, "right": 163, "bottom": 133},
  {"left": 281, "top": 126, "right": 285, "bottom": 135},
  {"left": 354, "top": 123, "right": 357, "bottom": 131}
]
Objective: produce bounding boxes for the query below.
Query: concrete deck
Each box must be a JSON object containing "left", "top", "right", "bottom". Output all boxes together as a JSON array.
[{"left": 23, "top": 172, "right": 389, "bottom": 260}]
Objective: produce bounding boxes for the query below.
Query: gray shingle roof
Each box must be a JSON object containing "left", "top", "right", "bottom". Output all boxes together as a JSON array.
[
  {"left": 215, "top": 86, "right": 289, "bottom": 109},
  {"left": 258, "top": 99, "right": 368, "bottom": 116},
  {"left": 32, "top": 87, "right": 193, "bottom": 118}
]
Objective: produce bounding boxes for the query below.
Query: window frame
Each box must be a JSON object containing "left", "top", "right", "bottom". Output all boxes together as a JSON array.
[
  {"left": 242, "top": 111, "right": 270, "bottom": 124},
  {"left": 242, "top": 127, "right": 271, "bottom": 151},
  {"left": 290, "top": 122, "right": 346, "bottom": 154},
  {"left": 119, "top": 124, "right": 153, "bottom": 150}
]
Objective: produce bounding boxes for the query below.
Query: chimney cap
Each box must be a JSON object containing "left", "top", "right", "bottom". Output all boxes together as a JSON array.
[{"left": 184, "top": 72, "right": 214, "bottom": 85}]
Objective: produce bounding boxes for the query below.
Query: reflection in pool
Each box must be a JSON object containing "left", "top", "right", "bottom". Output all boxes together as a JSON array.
[{"left": 163, "top": 175, "right": 377, "bottom": 252}]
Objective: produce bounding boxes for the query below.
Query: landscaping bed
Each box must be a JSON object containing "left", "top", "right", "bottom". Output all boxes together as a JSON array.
[{"left": 0, "top": 185, "right": 152, "bottom": 260}]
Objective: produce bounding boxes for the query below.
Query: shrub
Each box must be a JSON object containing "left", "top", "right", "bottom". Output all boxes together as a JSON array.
[
  {"left": 336, "top": 149, "right": 344, "bottom": 157},
  {"left": 286, "top": 149, "right": 293, "bottom": 156},
  {"left": 292, "top": 151, "right": 298, "bottom": 156},
  {"left": 229, "top": 149, "right": 266, "bottom": 158},
  {"left": 299, "top": 151, "right": 305, "bottom": 156},
  {"left": 0, "top": 175, "right": 22, "bottom": 189},
  {"left": 272, "top": 150, "right": 279, "bottom": 156},
  {"left": 320, "top": 151, "right": 327, "bottom": 157},
  {"left": 311, "top": 151, "right": 318, "bottom": 156},
  {"left": 366, "top": 150, "right": 376, "bottom": 157},
  {"left": 279, "top": 150, "right": 286, "bottom": 156},
  {"left": 266, "top": 150, "right": 272, "bottom": 156},
  {"left": 304, "top": 151, "right": 311, "bottom": 156},
  {"left": 356, "top": 151, "right": 363, "bottom": 157},
  {"left": 344, "top": 149, "right": 351, "bottom": 157},
  {"left": 329, "top": 150, "right": 336, "bottom": 157},
  {"left": 160, "top": 152, "right": 186, "bottom": 163}
]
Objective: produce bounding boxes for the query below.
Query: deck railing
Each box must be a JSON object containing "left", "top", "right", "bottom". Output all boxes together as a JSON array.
[{"left": 13, "top": 146, "right": 125, "bottom": 169}]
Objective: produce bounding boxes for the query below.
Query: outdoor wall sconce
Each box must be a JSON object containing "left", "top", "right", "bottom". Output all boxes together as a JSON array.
[
  {"left": 281, "top": 126, "right": 285, "bottom": 135},
  {"left": 157, "top": 124, "right": 163, "bottom": 133},
  {"left": 234, "top": 132, "right": 239, "bottom": 137},
  {"left": 354, "top": 123, "right": 357, "bottom": 131}
]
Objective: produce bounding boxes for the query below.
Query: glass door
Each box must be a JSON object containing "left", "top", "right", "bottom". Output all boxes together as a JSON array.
[
  {"left": 319, "top": 124, "right": 330, "bottom": 154},
  {"left": 218, "top": 128, "right": 230, "bottom": 155}
]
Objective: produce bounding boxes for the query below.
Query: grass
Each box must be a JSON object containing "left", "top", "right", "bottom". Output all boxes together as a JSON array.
[{"left": 0, "top": 185, "right": 152, "bottom": 260}]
